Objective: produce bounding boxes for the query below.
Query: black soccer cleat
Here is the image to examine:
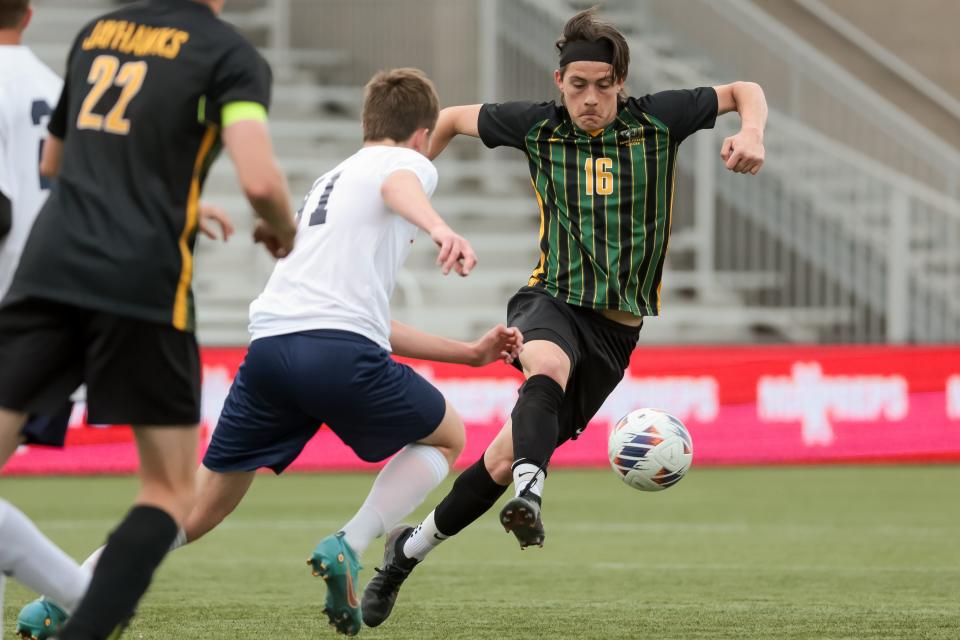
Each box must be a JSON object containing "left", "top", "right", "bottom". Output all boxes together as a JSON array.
[
  {"left": 499, "top": 494, "right": 545, "bottom": 549},
  {"left": 361, "top": 525, "right": 419, "bottom": 628}
]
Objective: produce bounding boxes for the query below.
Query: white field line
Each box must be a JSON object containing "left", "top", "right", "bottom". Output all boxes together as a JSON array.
[{"left": 34, "top": 519, "right": 958, "bottom": 538}]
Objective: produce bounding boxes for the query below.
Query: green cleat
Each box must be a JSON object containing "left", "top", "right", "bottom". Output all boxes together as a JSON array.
[
  {"left": 308, "top": 532, "right": 363, "bottom": 636},
  {"left": 16, "top": 598, "right": 68, "bottom": 640}
]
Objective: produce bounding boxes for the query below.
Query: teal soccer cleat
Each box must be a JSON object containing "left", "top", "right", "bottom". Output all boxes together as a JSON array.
[
  {"left": 308, "top": 532, "right": 363, "bottom": 636},
  {"left": 16, "top": 598, "right": 68, "bottom": 640}
]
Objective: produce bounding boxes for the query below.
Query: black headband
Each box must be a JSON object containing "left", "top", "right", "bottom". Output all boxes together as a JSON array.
[{"left": 558, "top": 39, "right": 614, "bottom": 67}]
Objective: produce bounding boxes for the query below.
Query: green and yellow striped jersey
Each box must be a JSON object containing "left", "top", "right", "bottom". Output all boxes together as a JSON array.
[{"left": 478, "top": 88, "right": 717, "bottom": 316}]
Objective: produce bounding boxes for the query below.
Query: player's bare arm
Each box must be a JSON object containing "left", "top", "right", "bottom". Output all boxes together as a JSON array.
[
  {"left": 427, "top": 104, "right": 482, "bottom": 160},
  {"left": 0, "top": 192, "right": 10, "bottom": 240},
  {"left": 381, "top": 168, "right": 477, "bottom": 276},
  {"left": 390, "top": 320, "right": 523, "bottom": 366},
  {"left": 221, "top": 120, "right": 297, "bottom": 257},
  {"left": 714, "top": 81, "right": 767, "bottom": 175},
  {"left": 197, "top": 202, "right": 234, "bottom": 242},
  {"left": 38, "top": 133, "right": 62, "bottom": 178}
]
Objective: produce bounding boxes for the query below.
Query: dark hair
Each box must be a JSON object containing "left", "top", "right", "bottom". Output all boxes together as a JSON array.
[
  {"left": 362, "top": 68, "right": 440, "bottom": 143},
  {"left": 0, "top": 0, "right": 28, "bottom": 29},
  {"left": 555, "top": 7, "right": 630, "bottom": 83}
]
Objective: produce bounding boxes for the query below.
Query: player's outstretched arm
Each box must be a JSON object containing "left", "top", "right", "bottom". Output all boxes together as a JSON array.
[
  {"left": 427, "top": 105, "right": 482, "bottom": 160},
  {"left": 39, "top": 134, "right": 63, "bottom": 178},
  {"left": 381, "top": 169, "right": 477, "bottom": 276},
  {"left": 221, "top": 119, "right": 297, "bottom": 258},
  {"left": 714, "top": 82, "right": 767, "bottom": 175},
  {"left": 390, "top": 320, "right": 523, "bottom": 367}
]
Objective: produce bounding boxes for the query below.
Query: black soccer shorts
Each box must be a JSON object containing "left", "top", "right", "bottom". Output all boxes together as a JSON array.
[
  {"left": 0, "top": 297, "right": 201, "bottom": 430},
  {"left": 506, "top": 285, "right": 641, "bottom": 444}
]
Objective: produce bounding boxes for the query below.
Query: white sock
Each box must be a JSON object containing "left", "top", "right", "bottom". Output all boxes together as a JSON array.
[
  {"left": 80, "top": 546, "right": 104, "bottom": 574},
  {"left": 80, "top": 525, "right": 185, "bottom": 578},
  {"left": 339, "top": 444, "right": 449, "bottom": 557},
  {"left": 169, "top": 527, "right": 188, "bottom": 551},
  {"left": 402, "top": 510, "right": 447, "bottom": 561},
  {"left": 0, "top": 499, "right": 90, "bottom": 612},
  {"left": 512, "top": 462, "right": 545, "bottom": 500}
]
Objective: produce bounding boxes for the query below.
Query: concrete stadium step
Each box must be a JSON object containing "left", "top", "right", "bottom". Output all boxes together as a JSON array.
[
  {"left": 397, "top": 265, "right": 781, "bottom": 308},
  {"left": 269, "top": 119, "right": 361, "bottom": 141},
  {"left": 194, "top": 192, "right": 541, "bottom": 233},
  {"left": 405, "top": 232, "right": 539, "bottom": 266},
  {"left": 272, "top": 85, "right": 363, "bottom": 114},
  {"left": 391, "top": 301, "right": 853, "bottom": 344}
]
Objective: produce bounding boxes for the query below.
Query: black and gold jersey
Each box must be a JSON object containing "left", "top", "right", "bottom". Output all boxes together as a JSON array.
[
  {"left": 9, "top": 0, "right": 271, "bottom": 332},
  {"left": 478, "top": 88, "right": 717, "bottom": 316}
]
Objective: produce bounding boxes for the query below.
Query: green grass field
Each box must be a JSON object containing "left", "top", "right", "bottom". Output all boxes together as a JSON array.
[{"left": 3, "top": 467, "right": 960, "bottom": 639}]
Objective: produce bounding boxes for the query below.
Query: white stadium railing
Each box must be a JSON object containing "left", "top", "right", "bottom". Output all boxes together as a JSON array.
[{"left": 791, "top": 0, "right": 960, "bottom": 126}]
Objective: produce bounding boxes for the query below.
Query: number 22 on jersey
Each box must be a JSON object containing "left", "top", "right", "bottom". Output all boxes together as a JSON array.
[
  {"left": 584, "top": 157, "right": 614, "bottom": 196},
  {"left": 77, "top": 54, "right": 147, "bottom": 135}
]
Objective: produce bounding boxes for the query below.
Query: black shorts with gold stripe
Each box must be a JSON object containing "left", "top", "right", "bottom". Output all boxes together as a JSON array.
[{"left": 0, "top": 296, "right": 200, "bottom": 430}]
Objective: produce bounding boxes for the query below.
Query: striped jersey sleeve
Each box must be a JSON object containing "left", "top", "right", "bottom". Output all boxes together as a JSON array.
[
  {"left": 478, "top": 101, "right": 557, "bottom": 150},
  {"left": 626, "top": 87, "right": 718, "bottom": 143}
]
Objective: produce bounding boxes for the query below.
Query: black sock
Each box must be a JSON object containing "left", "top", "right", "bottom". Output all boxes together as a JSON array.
[
  {"left": 59, "top": 506, "right": 178, "bottom": 640},
  {"left": 511, "top": 374, "right": 565, "bottom": 469},
  {"left": 434, "top": 454, "right": 508, "bottom": 536}
]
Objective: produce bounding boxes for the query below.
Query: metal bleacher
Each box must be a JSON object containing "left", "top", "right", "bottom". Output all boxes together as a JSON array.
[{"left": 26, "top": 0, "right": 960, "bottom": 345}]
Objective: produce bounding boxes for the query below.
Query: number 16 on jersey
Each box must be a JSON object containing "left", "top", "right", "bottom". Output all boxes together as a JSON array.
[{"left": 584, "top": 157, "right": 614, "bottom": 196}]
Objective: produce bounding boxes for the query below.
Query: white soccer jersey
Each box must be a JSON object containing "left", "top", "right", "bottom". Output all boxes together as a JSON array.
[
  {"left": 248, "top": 145, "right": 438, "bottom": 351},
  {"left": 0, "top": 46, "right": 62, "bottom": 299}
]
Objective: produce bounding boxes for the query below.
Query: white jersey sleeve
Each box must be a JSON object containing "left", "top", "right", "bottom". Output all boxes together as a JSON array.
[
  {"left": 382, "top": 150, "right": 438, "bottom": 197},
  {"left": 248, "top": 146, "right": 439, "bottom": 350},
  {"left": 0, "top": 46, "right": 63, "bottom": 300},
  {"left": 0, "top": 98, "right": 11, "bottom": 200},
  {"left": 0, "top": 101, "right": 10, "bottom": 202}
]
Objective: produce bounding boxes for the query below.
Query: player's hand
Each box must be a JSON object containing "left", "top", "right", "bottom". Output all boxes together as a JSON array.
[
  {"left": 430, "top": 224, "right": 477, "bottom": 276},
  {"left": 469, "top": 324, "right": 524, "bottom": 367},
  {"left": 198, "top": 202, "right": 235, "bottom": 242},
  {"left": 720, "top": 127, "right": 765, "bottom": 175},
  {"left": 253, "top": 219, "right": 296, "bottom": 259}
]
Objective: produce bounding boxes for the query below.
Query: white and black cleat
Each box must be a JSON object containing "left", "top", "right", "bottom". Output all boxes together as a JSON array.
[{"left": 499, "top": 495, "right": 545, "bottom": 549}]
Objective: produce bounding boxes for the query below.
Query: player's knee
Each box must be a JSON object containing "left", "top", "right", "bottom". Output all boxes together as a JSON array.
[
  {"left": 483, "top": 449, "right": 513, "bottom": 485},
  {"left": 423, "top": 405, "right": 466, "bottom": 467},
  {"left": 434, "top": 430, "right": 465, "bottom": 469},
  {"left": 444, "top": 419, "right": 466, "bottom": 459},
  {"left": 138, "top": 480, "right": 196, "bottom": 524},
  {"left": 183, "top": 507, "right": 221, "bottom": 543},
  {"left": 527, "top": 355, "right": 570, "bottom": 388}
]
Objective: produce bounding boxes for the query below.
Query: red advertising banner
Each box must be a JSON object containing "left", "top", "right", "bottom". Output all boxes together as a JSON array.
[{"left": 4, "top": 346, "right": 960, "bottom": 475}]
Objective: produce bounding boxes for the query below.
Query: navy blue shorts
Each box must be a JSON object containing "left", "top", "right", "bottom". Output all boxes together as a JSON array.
[
  {"left": 203, "top": 330, "right": 447, "bottom": 474},
  {"left": 20, "top": 401, "right": 74, "bottom": 447}
]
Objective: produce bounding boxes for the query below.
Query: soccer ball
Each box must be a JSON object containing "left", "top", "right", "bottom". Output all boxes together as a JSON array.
[{"left": 608, "top": 408, "right": 693, "bottom": 491}]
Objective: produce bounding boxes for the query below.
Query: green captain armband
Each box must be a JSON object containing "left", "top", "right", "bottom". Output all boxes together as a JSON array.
[{"left": 222, "top": 101, "right": 268, "bottom": 127}]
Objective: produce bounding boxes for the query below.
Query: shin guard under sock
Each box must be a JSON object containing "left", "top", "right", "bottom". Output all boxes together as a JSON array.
[
  {"left": 510, "top": 374, "right": 564, "bottom": 492},
  {"left": 433, "top": 454, "right": 508, "bottom": 536},
  {"left": 59, "top": 505, "right": 178, "bottom": 640}
]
